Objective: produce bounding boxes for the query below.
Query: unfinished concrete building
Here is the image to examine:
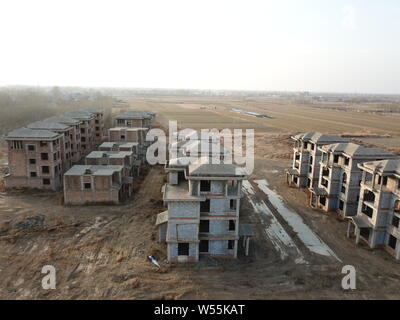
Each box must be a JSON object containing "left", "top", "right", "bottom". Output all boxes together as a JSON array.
[
  {"left": 98, "top": 141, "right": 139, "bottom": 154},
  {"left": 63, "top": 165, "right": 133, "bottom": 205},
  {"left": 27, "top": 121, "right": 74, "bottom": 171},
  {"left": 114, "top": 110, "right": 154, "bottom": 128},
  {"left": 80, "top": 108, "right": 106, "bottom": 144},
  {"left": 108, "top": 127, "right": 149, "bottom": 161},
  {"left": 64, "top": 110, "right": 96, "bottom": 155},
  {"left": 156, "top": 159, "right": 249, "bottom": 263},
  {"left": 286, "top": 132, "right": 347, "bottom": 189},
  {"left": 85, "top": 150, "right": 139, "bottom": 177},
  {"left": 311, "top": 143, "right": 396, "bottom": 218},
  {"left": 5, "top": 128, "right": 64, "bottom": 191},
  {"left": 347, "top": 159, "right": 400, "bottom": 259},
  {"left": 44, "top": 115, "right": 82, "bottom": 163}
]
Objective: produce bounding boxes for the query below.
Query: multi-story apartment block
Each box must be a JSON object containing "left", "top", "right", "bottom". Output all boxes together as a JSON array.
[
  {"left": 98, "top": 141, "right": 139, "bottom": 155},
  {"left": 44, "top": 115, "right": 82, "bottom": 163},
  {"left": 5, "top": 128, "right": 64, "bottom": 191},
  {"left": 311, "top": 143, "right": 396, "bottom": 218},
  {"left": 81, "top": 108, "right": 105, "bottom": 144},
  {"left": 108, "top": 127, "right": 149, "bottom": 161},
  {"left": 63, "top": 165, "right": 133, "bottom": 205},
  {"left": 286, "top": 132, "right": 347, "bottom": 189},
  {"left": 114, "top": 110, "right": 154, "bottom": 128},
  {"left": 156, "top": 159, "right": 249, "bottom": 263},
  {"left": 347, "top": 159, "right": 400, "bottom": 259},
  {"left": 27, "top": 121, "right": 74, "bottom": 171},
  {"left": 64, "top": 110, "right": 96, "bottom": 156},
  {"left": 85, "top": 150, "right": 137, "bottom": 177}
]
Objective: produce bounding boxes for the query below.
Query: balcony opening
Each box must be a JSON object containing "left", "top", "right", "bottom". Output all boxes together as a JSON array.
[
  {"left": 309, "top": 155, "right": 313, "bottom": 165},
  {"left": 228, "top": 240, "right": 234, "bottom": 250},
  {"left": 342, "top": 172, "right": 347, "bottom": 184},
  {"left": 388, "top": 235, "right": 397, "bottom": 250},
  {"left": 361, "top": 204, "right": 373, "bottom": 218},
  {"left": 360, "top": 228, "right": 370, "bottom": 241},
  {"left": 295, "top": 153, "right": 300, "bottom": 161},
  {"left": 200, "top": 199, "right": 210, "bottom": 213},
  {"left": 307, "top": 178, "right": 311, "bottom": 188},
  {"left": 199, "top": 240, "right": 209, "bottom": 253},
  {"left": 341, "top": 185, "right": 346, "bottom": 194},
  {"left": 339, "top": 200, "right": 344, "bottom": 211},
  {"left": 322, "top": 167, "right": 329, "bottom": 177},
  {"left": 395, "top": 200, "right": 400, "bottom": 213},
  {"left": 178, "top": 243, "right": 189, "bottom": 256},
  {"left": 392, "top": 215, "right": 400, "bottom": 228},
  {"left": 319, "top": 196, "right": 326, "bottom": 206},
  {"left": 321, "top": 178, "right": 328, "bottom": 188},
  {"left": 363, "top": 190, "right": 375, "bottom": 202},
  {"left": 334, "top": 155, "right": 339, "bottom": 164},
  {"left": 344, "top": 157, "right": 350, "bottom": 166}
]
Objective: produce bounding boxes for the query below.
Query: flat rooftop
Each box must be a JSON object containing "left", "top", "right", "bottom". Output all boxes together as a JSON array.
[
  {"left": 188, "top": 163, "right": 248, "bottom": 177},
  {"left": 86, "top": 151, "right": 133, "bottom": 159},
  {"left": 99, "top": 142, "right": 139, "bottom": 148},
  {"left": 43, "top": 115, "right": 81, "bottom": 125},
  {"left": 109, "top": 127, "right": 149, "bottom": 131},
  {"left": 64, "top": 165, "right": 123, "bottom": 176},
  {"left": 6, "top": 127, "right": 60, "bottom": 140},
  {"left": 162, "top": 181, "right": 205, "bottom": 201},
  {"left": 27, "top": 121, "right": 70, "bottom": 131}
]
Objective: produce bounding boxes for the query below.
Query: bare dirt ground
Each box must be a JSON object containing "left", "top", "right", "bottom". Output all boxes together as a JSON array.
[{"left": 1, "top": 96, "right": 400, "bottom": 299}]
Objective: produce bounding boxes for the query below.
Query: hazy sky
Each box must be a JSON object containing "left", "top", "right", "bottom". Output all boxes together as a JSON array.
[{"left": 1, "top": 0, "right": 399, "bottom": 93}]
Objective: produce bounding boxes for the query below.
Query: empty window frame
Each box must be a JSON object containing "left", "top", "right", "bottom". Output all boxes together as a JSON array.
[
  {"left": 41, "top": 153, "right": 48, "bottom": 160},
  {"left": 228, "top": 220, "right": 236, "bottom": 231},
  {"left": 178, "top": 243, "right": 189, "bottom": 256},
  {"left": 27, "top": 145, "right": 35, "bottom": 151},
  {"left": 84, "top": 183, "right": 91, "bottom": 189},
  {"left": 199, "top": 220, "right": 210, "bottom": 233},
  {"left": 228, "top": 240, "right": 235, "bottom": 250},
  {"left": 200, "top": 199, "right": 210, "bottom": 213},
  {"left": 199, "top": 240, "right": 209, "bottom": 253},
  {"left": 200, "top": 180, "right": 211, "bottom": 192}
]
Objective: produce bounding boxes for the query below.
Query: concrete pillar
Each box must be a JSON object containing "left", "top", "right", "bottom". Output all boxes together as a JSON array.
[
  {"left": 245, "top": 237, "right": 250, "bottom": 256},
  {"left": 347, "top": 220, "right": 351, "bottom": 238},
  {"left": 355, "top": 228, "right": 360, "bottom": 245}
]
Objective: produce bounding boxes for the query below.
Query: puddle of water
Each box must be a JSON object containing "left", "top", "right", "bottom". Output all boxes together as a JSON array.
[
  {"left": 254, "top": 179, "right": 341, "bottom": 262},
  {"left": 242, "top": 180, "right": 306, "bottom": 264}
]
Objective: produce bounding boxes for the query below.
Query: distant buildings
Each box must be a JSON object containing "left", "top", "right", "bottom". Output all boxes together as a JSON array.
[
  {"left": 347, "top": 159, "right": 400, "bottom": 260},
  {"left": 287, "top": 132, "right": 400, "bottom": 260},
  {"left": 5, "top": 128, "right": 64, "bottom": 190},
  {"left": 285, "top": 132, "right": 347, "bottom": 189},
  {"left": 5, "top": 108, "right": 154, "bottom": 202}
]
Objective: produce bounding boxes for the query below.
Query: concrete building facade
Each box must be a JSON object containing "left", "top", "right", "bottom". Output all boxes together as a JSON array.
[
  {"left": 5, "top": 128, "right": 64, "bottom": 191},
  {"left": 157, "top": 159, "right": 249, "bottom": 263},
  {"left": 63, "top": 165, "right": 133, "bottom": 205},
  {"left": 311, "top": 143, "right": 396, "bottom": 218},
  {"left": 286, "top": 132, "right": 347, "bottom": 189},
  {"left": 114, "top": 110, "right": 154, "bottom": 128},
  {"left": 347, "top": 159, "right": 400, "bottom": 260}
]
